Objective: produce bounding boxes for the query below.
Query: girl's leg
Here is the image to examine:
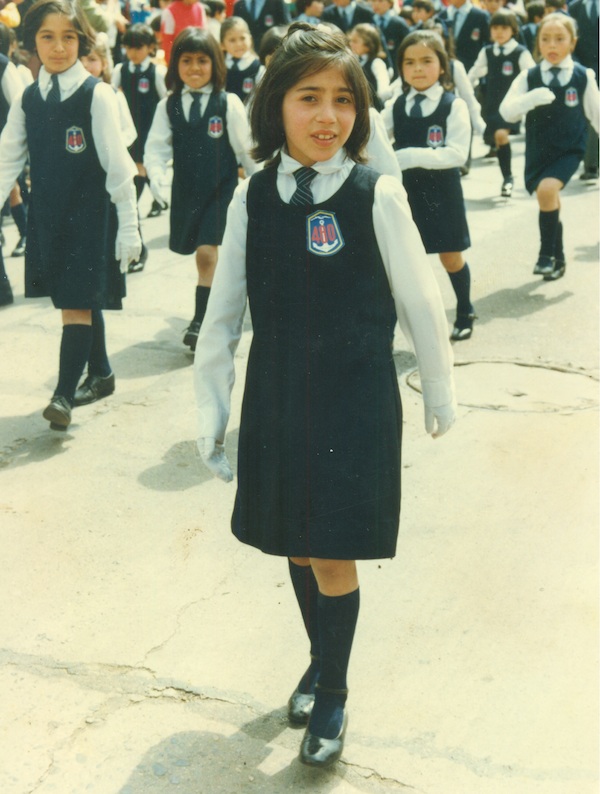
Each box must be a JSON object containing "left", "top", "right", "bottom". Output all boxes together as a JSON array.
[
  {"left": 494, "top": 129, "right": 513, "bottom": 197},
  {"left": 439, "top": 252, "right": 476, "bottom": 341},
  {"left": 9, "top": 183, "right": 27, "bottom": 256},
  {"left": 73, "top": 310, "right": 115, "bottom": 406},
  {"left": 183, "top": 245, "right": 218, "bottom": 351},
  {"left": 288, "top": 557, "right": 321, "bottom": 695},
  {"left": 534, "top": 177, "right": 563, "bottom": 278},
  {"left": 44, "top": 309, "right": 93, "bottom": 430}
]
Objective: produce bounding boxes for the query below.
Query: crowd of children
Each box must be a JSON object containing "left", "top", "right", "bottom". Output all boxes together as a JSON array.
[{"left": 0, "top": 0, "right": 597, "bottom": 770}]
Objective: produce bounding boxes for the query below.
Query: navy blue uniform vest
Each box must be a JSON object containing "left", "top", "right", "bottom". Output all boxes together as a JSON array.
[
  {"left": 483, "top": 44, "right": 525, "bottom": 132},
  {"left": 232, "top": 164, "right": 402, "bottom": 560},
  {"left": 167, "top": 90, "right": 238, "bottom": 254},
  {"left": 393, "top": 91, "right": 470, "bottom": 253},
  {"left": 362, "top": 58, "right": 384, "bottom": 111},
  {"left": 22, "top": 77, "right": 113, "bottom": 309},
  {"left": 120, "top": 59, "right": 160, "bottom": 161},
  {"left": 225, "top": 58, "right": 260, "bottom": 103},
  {"left": 0, "top": 54, "right": 10, "bottom": 132},
  {"left": 524, "top": 63, "right": 588, "bottom": 192}
]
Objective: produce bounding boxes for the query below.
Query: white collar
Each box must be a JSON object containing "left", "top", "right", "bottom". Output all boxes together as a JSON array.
[
  {"left": 128, "top": 56, "right": 152, "bottom": 72},
  {"left": 493, "top": 39, "right": 517, "bottom": 54},
  {"left": 39, "top": 60, "right": 87, "bottom": 91},
  {"left": 279, "top": 147, "right": 351, "bottom": 176},
  {"left": 407, "top": 82, "right": 443, "bottom": 101},
  {"left": 182, "top": 83, "right": 214, "bottom": 95},
  {"left": 540, "top": 55, "right": 573, "bottom": 71}
]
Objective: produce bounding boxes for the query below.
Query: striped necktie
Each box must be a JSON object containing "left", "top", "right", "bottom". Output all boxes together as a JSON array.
[
  {"left": 410, "top": 94, "right": 426, "bottom": 118},
  {"left": 189, "top": 93, "right": 201, "bottom": 124},
  {"left": 549, "top": 67, "right": 561, "bottom": 88},
  {"left": 46, "top": 73, "right": 60, "bottom": 104},
  {"left": 290, "top": 167, "right": 317, "bottom": 206}
]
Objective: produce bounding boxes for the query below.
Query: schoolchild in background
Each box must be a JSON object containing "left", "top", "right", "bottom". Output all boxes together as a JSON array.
[
  {"left": 7, "top": 26, "right": 34, "bottom": 87},
  {"left": 160, "top": 0, "right": 207, "bottom": 65},
  {"left": 194, "top": 22, "right": 455, "bottom": 769},
  {"left": 520, "top": 1, "right": 544, "bottom": 54},
  {"left": 205, "top": 0, "right": 227, "bottom": 42},
  {"left": 500, "top": 13, "right": 599, "bottom": 280},
  {"left": 437, "top": 0, "right": 490, "bottom": 73},
  {"left": 221, "top": 16, "right": 265, "bottom": 105},
  {"left": 370, "top": 0, "right": 410, "bottom": 78},
  {"left": 112, "top": 23, "right": 167, "bottom": 226},
  {"left": 144, "top": 27, "right": 257, "bottom": 352},
  {"left": 231, "top": 0, "right": 291, "bottom": 52},
  {"left": 383, "top": 30, "right": 477, "bottom": 340},
  {"left": 294, "top": 0, "right": 324, "bottom": 25},
  {"left": 149, "top": 14, "right": 167, "bottom": 67},
  {"left": 569, "top": 0, "right": 599, "bottom": 181},
  {"left": 348, "top": 22, "right": 390, "bottom": 109},
  {"left": 0, "top": 0, "right": 140, "bottom": 428},
  {"left": 411, "top": 0, "right": 437, "bottom": 30},
  {"left": 0, "top": 20, "right": 27, "bottom": 274},
  {"left": 469, "top": 9, "right": 534, "bottom": 196},
  {"left": 257, "top": 24, "right": 289, "bottom": 66}
]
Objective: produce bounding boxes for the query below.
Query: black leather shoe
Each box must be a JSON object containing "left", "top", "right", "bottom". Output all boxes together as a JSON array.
[
  {"left": 450, "top": 312, "right": 477, "bottom": 342},
  {"left": 288, "top": 689, "right": 315, "bottom": 725},
  {"left": 183, "top": 320, "right": 201, "bottom": 351},
  {"left": 579, "top": 170, "right": 598, "bottom": 181},
  {"left": 501, "top": 177, "right": 513, "bottom": 198},
  {"left": 533, "top": 255, "right": 555, "bottom": 276},
  {"left": 11, "top": 235, "right": 26, "bottom": 256},
  {"left": 299, "top": 711, "right": 348, "bottom": 768},
  {"left": 0, "top": 281, "right": 13, "bottom": 306},
  {"left": 147, "top": 200, "right": 164, "bottom": 218},
  {"left": 43, "top": 395, "right": 71, "bottom": 431},
  {"left": 73, "top": 373, "right": 115, "bottom": 406},
  {"left": 543, "top": 258, "right": 566, "bottom": 281}
]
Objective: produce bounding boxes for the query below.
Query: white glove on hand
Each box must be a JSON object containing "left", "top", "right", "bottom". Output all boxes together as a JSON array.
[
  {"left": 424, "top": 400, "right": 456, "bottom": 438},
  {"left": 198, "top": 437, "right": 233, "bottom": 482},
  {"left": 524, "top": 87, "right": 556, "bottom": 111},
  {"left": 115, "top": 192, "right": 142, "bottom": 272},
  {"left": 149, "top": 178, "right": 168, "bottom": 210}
]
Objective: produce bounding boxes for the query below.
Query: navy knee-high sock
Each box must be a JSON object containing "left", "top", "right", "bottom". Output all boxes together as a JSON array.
[
  {"left": 87, "top": 310, "right": 112, "bottom": 378},
  {"left": 0, "top": 247, "right": 12, "bottom": 303},
  {"left": 448, "top": 264, "right": 473, "bottom": 319},
  {"left": 555, "top": 221, "right": 564, "bottom": 262},
  {"left": 289, "top": 560, "right": 321, "bottom": 694},
  {"left": 539, "top": 209, "right": 559, "bottom": 257},
  {"left": 10, "top": 203, "right": 27, "bottom": 237},
  {"left": 309, "top": 588, "right": 360, "bottom": 739},
  {"left": 194, "top": 285, "right": 211, "bottom": 325},
  {"left": 54, "top": 324, "right": 93, "bottom": 405},
  {"left": 497, "top": 143, "right": 512, "bottom": 179}
]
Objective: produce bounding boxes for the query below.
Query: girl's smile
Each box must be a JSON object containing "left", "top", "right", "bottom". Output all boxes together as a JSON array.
[
  {"left": 178, "top": 51, "right": 213, "bottom": 90},
  {"left": 35, "top": 13, "right": 79, "bottom": 74},
  {"left": 402, "top": 42, "right": 443, "bottom": 92},
  {"left": 222, "top": 28, "right": 251, "bottom": 59},
  {"left": 538, "top": 20, "right": 575, "bottom": 65},
  {"left": 282, "top": 66, "right": 357, "bottom": 166}
]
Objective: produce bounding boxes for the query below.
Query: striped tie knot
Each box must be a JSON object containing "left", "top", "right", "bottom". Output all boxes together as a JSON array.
[
  {"left": 290, "top": 167, "right": 317, "bottom": 206},
  {"left": 47, "top": 73, "right": 61, "bottom": 104},
  {"left": 549, "top": 67, "right": 561, "bottom": 88}
]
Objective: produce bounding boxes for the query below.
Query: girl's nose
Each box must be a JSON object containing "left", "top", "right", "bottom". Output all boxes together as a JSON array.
[{"left": 316, "top": 101, "right": 336, "bottom": 121}]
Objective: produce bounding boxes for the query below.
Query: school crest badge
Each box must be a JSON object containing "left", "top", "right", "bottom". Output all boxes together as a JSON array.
[
  {"left": 502, "top": 60, "right": 514, "bottom": 76},
  {"left": 242, "top": 77, "right": 255, "bottom": 94},
  {"left": 265, "top": 14, "right": 274, "bottom": 26},
  {"left": 426, "top": 125, "right": 444, "bottom": 148},
  {"left": 208, "top": 116, "right": 224, "bottom": 138},
  {"left": 470, "top": 27, "right": 480, "bottom": 40},
  {"left": 138, "top": 76, "right": 150, "bottom": 94},
  {"left": 306, "top": 211, "right": 345, "bottom": 257},
  {"left": 565, "top": 87, "right": 579, "bottom": 107},
  {"left": 65, "top": 126, "right": 86, "bottom": 154}
]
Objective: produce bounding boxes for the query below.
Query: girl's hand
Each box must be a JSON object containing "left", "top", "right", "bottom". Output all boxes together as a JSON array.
[
  {"left": 524, "top": 87, "right": 555, "bottom": 111},
  {"left": 424, "top": 400, "right": 456, "bottom": 438},
  {"left": 198, "top": 437, "right": 234, "bottom": 482},
  {"left": 149, "top": 178, "right": 168, "bottom": 210}
]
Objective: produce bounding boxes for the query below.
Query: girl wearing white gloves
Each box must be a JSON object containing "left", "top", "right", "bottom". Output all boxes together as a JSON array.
[{"left": 0, "top": 0, "right": 140, "bottom": 431}]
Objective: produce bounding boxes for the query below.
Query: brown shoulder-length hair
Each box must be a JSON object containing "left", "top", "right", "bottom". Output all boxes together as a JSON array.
[
  {"left": 250, "top": 22, "right": 371, "bottom": 166},
  {"left": 396, "top": 29, "right": 454, "bottom": 93},
  {"left": 165, "top": 27, "right": 227, "bottom": 93},
  {"left": 23, "top": 0, "right": 96, "bottom": 57}
]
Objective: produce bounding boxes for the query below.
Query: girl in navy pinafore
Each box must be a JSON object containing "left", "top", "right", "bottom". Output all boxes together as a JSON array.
[
  {"left": 499, "top": 13, "right": 599, "bottom": 281},
  {"left": 221, "top": 17, "right": 265, "bottom": 106},
  {"left": 144, "top": 27, "right": 256, "bottom": 352},
  {"left": 0, "top": 0, "right": 140, "bottom": 431},
  {"left": 386, "top": 30, "right": 477, "bottom": 341},
  {"left": 194, "top": 23, "right": 455, "bottom": 770}
]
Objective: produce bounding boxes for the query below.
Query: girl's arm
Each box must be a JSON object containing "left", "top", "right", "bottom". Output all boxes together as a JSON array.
[
  {"left": 0, "top": 95, "right": 28, "bottom": 206},
  {"left": 115, "top": 90, "right": 137, "bottom": 148},
  {"left": 194, "top": 179, "right": 250, "bottom": 445},
  {"left": 373, "top": 175, "right": 456, "bottom": 435},
  {"left": 395, "top": 96, "right": 471, "bottom": 170},
  {"left": 91, "top": 82, "right": 138, "bottom": 201},
  {"left": 467, "top": 48, "right": 488, "bottom": 87},
  {"left": 154, "top": 64, "right": 168, "bottom": 99},
  {"left": 110, "top": 62, "right": 123, "bottom": 91},
  {"left": 372, "top": 57, "right": 391, "bottom": 102},
  {"left": 583, "top": 68, "right": 599, "bottom": 133},
  {"left": 518, "top": 48, "right": 536, "bottom": 71},
  {"left": 499, "top": 69, "right": 554, "bottom": 122},
  {"left": 365, "top": 107, "right": 405, "bottom": 184},
  {"left": 143, "top": 96, "right": 173, "bottom": 191},
  {"left": 226, "top": 92, "right": 260, "bottom": 176},
  {"left": 453, "top": 59, "right": 485, "bottom": 134}
]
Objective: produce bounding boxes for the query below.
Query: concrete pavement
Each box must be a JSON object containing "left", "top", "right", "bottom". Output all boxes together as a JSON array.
[{"left": 0, "top": 135, "right": 598, "bottom": 794}]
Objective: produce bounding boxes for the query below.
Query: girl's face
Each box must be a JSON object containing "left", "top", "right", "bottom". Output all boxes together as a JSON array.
[
  {"left": 125, "top": 44, "right": 151, "bottom": 65},
  {"left": 491, "top": 24, "right": 514, "bottom": 45},
  {"left": 35, "top": 13, "right": 79, "bottom": 74},
  {"left": 538, "top": 19, "right": 575, "bottom": 63},
  {"left": 412, "top": 7, "right": 433, "bottom": 23},
  {"left": 371, "top": 0, "right": 392, "bottom": 15},
  {"left": 402, "top": 42, "right": 443, "bottom": 92},
  {"left": 282, "top": 65, "right": 357, "bottom": 167},
  {"left": 81, "top": 51, "right": 106, "bottom": 78},
  {"left": 348, "top": 31, "right": 368, "bottom": 56},
  {"left": 305, "top": 0, "right": 324, "bottom": 16},
  {"left": 222, "top": 26, "right": 251, "bottom": 58},
  {"left": 178, "top": 50, "right": 213, "bottom": 90}
]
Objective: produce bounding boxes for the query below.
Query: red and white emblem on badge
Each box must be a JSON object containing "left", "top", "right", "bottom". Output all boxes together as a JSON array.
[
  {"left": 565, "top": 87, "right": 579, "bottom": 107},
  {"left": 208, "top": 115, "right": 223, "bottom": 138},
  {"left": 426, "top": 125, "right": 444, "bottom": 148},
  {"left": 65, "top": 126, "right": 86, "bottom": 154},
  {"left": 306, "top": 211, "right": 345, "bottom": 256},
  {"left": 138, "top": 76, "right": 150, "bottom": 93},
  {"left": 265, "top": 14, "right": 274, "bottom": 25},
  {"left": 502, "top": 60, "right": 514, "bottom": 76},
  {"left": 471, "top": 27, "right": 480, "bottom": 40},
  {"left": 242, "top": 77, "right": 255, "bottom": 94}
]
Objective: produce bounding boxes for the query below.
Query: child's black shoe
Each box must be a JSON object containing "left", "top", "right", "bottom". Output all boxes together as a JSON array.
[
  {"left": 11, "top": 235, "right": 26, "bottom": 256},
  {"left": 533, "top": 255, "right": 555, "bottom": 276},
  {"left": 543, "top": 258, "right": 566, "bottom": 281},
  {"left": 183, "top": 321, "right": 201, "bottom": 351},
  {"left": 501, "top": 177, "right": 513, "bottom": 198},
  {"left": 73, "top": 373, "right": 115, "bottom": 406},
  {"left": 43, "top": 395, "right": 71, "bottom": 431}
]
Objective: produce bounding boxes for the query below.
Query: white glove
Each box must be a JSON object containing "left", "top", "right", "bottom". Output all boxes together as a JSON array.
[
  {"left": 424, "top": 400, "right": 456, "bottom": 438},
  {"left": 198, "top": 437, "right": 233, "bottom": 482},
  {"left": 523, "top": 87, "right": 556, "bottom": 111},
  {"left": 115, "top": 192, "right": 142, "bottom": 272},
  {"left": 149, "top": 177, "right": 168, "bottom": 209}
]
